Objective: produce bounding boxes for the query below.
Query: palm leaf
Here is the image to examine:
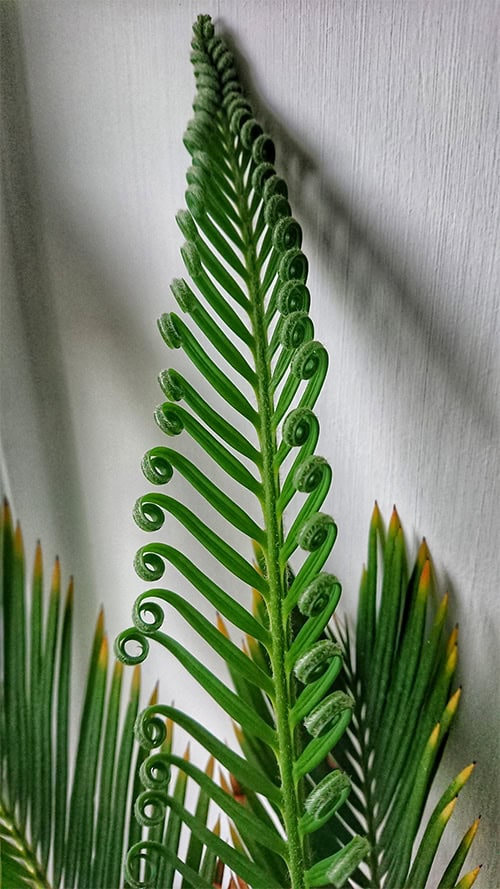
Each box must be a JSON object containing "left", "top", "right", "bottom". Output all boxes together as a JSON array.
[
  {"left": 0, "top": 500, "right": 174, "bottom": 889},
  {"left": 116, "top": 13, "right": 367, "bottom": 889},
  {"left": 329, "top": 504, "right": 480, "bottom": 889}
]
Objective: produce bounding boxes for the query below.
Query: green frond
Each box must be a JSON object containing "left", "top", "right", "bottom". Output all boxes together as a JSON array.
[
  {"left": 330, "top": 504, "right": 480, "bottom": 889},
  {"left": 0, "top": 501, "right": 172, "bottom": 889},
  {"left": 116, "top": 13, "right": 361, "bottom": 889}
]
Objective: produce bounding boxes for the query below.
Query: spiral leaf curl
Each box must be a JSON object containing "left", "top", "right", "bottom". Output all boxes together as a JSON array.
[
  {"left": 301, "top": 770, "right": 352, "bottom": 834},
  {"left": 117, "top": 14, "right": 362, "bottom": 889}
]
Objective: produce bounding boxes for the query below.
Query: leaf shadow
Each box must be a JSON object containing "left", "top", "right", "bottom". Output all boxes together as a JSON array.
[
  {"left": 0, "top": 1, "right": 85, "bottom": 552},
  {"left": 223, "top": 24, "right": 498, "bottom": 443}
]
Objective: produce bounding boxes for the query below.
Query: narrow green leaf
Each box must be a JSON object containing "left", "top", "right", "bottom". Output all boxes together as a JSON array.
[
  {"left": 133, "top": 590, "right": 273, "bottom": 695},
  {"left": 39, "top": 557, "right": 61, "bottom": 869},
  {"left": 355, "top": 502, "right": 383, "bottom": 689},
  {"left": 181, "top": 757, "right": 214, "bottom": 889},
  {"left": 133, "top": 548, "right": 270, "bottom": 643},
  {"left": 28, "top": 543, "right": 43, "bottom": 849},
  {"left": 103, "top": 664, "right": 141, "bottom": 889},
  {"left": 3, "top": 515, "right": 28, "bottom": 824},
  {"left": 167, "top": 755, "right": 287, "bottom": 856},
  {"left": 160, "top": 313, "right": 258, "bottom": 424},
  {"left": 162, "top": 795, "right": 283, "bottom": 888},
  {"left": 160, "top": 753, "right": 188, "bottom": 889},
  {"left": 91, "top": 659, "right": 124, "bottom": 889},
  {"left": 405, "top": 796, "right": 458, "bottom": 889},
  {"left": 171, "top": 280, "right": 256, "bottom": 384},
  {"left": 53, "top": 580, "right": 72, "bottom": 888},
  {"left": 155, "top": 402, "right": 262, "bottom": 495},
  {"left": 159, "top": 368, "right": 261, "bottom": 463},
  {"left": 64, "top": 611, "right": 105, "bottom": 887},
  {"left": 134, "top": 493, "right": 267, "bottom": 592},
  {"left": 137, "top": 632, "right": 277, "bottom": 746},
  {"left": 126, "top": 840, "right": 214, "bottom": 889},
  {"left": 141, "top": 447, "right": 265, "bottom": 543},
  {"left": 453, "top": 866, "right": 482, "bottom": 889},
  {"left": 134, "top": 705, "right": 281, "bottom": 805},
  {"left": 437, "top": 815, "right": 481, "bottom": 889}
]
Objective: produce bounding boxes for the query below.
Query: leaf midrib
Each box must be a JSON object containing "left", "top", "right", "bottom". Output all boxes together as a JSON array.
[{"left": 223, "top": 124, "right": 306, "bottom": 889}]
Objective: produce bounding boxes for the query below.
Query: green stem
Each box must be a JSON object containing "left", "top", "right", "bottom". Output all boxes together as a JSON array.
[
  {"left": 0, "top": 798, "right": 52, "bottom": 889},
  {"left": 226, "top": 134, "right": 306, "bottom": 889}
]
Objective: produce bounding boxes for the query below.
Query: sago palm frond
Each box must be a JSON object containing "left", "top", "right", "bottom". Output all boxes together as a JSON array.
[
  {"left": 329, "top": 504, "right": 481, "bottom": 889},
  {"left": 0, "top": 500, "right": 174, "bottom": 889},
  {"left": 116, "top": 13, "right": 368, "bottom": 889},
  {"left": 115, "top": 14, "right": 481, "bottom": 889}
]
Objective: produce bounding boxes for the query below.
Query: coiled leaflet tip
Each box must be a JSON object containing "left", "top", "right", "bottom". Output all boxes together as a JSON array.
[
  {"left": 304, "top": 691, "right": 354, "bottom": 738},
  {"left": 298, "top": 572, "right": 340, "bottom": 617},
  {"left": 158, "top": 313, "right": 182, "bottom": 349},
  {"left": 298, "top": 512, "right": 336, "bottom": 552},
  {"left": 282, "top": 407, "right": 318, "bottom": 447}
]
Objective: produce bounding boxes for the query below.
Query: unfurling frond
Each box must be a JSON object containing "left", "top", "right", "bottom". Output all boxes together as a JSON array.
[{"left": 116, "top": 13, "right": 366, "bottom": 889}]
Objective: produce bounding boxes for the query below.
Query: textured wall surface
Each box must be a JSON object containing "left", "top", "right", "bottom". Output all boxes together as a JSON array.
[{"left": 1, "top": 0, "right": 499, "bottom": 882}]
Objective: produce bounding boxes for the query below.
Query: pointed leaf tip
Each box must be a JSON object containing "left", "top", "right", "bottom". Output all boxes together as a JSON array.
[
  {"left": 14, "top": 520, "right": 24, "bottom": 552},
  {"left": 149, "top": 680, "right": 160, "bottom": 705},
  {"left": 460, "top": 762, "right": 476, "bottom": 783},
  {"left": 455, "top": 865, "right": 482, "bottom": 888},
  {"left": 465, "top": 817, "right": 481, "bottom": 844},
  {"left": 34, "top": 540, "right": 43, "bottom": 575},
  {"left": 389, "top": 506, "right": 400, "bottom": 535},
  {"left": 96, "top": 607, "right": 105, "bottom": 634},
  {"left": 51, "top": 554, "right": 61, "bottom": 591},
  {"left": 447, "top": 686, "right": 462, "bottom": 713},
  {"left": 216, "top": 612, "right": 230, "bottom": 637},
  {"left": 417, "top": 536, "right": 431, "bottom": 568},
  {"left": 441, "top": 796, "right": 458, "bottom": 822}
]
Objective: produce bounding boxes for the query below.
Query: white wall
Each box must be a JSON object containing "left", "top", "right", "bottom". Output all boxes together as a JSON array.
[{"left": 1, "top": 0, "right": 498, "bottom": 882}]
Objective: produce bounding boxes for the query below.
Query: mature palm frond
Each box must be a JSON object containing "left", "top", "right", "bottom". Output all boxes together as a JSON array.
[
  {"left": 0, "top": 500, "right": 177, "bottom": 889},
  {"left": 328, "top": 504, "right": 481, "bottom": 889},
  {"left": 116, "top": 13, "right": 367, "bottom": 889}
]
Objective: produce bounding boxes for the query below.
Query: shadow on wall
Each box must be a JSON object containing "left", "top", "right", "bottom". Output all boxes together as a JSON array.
[
  {"left": 0, "top": 0, "right": 86, "bottom": 557},
  {"left": 224, "top": 27, "right": 497, "bottom": 442}
]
